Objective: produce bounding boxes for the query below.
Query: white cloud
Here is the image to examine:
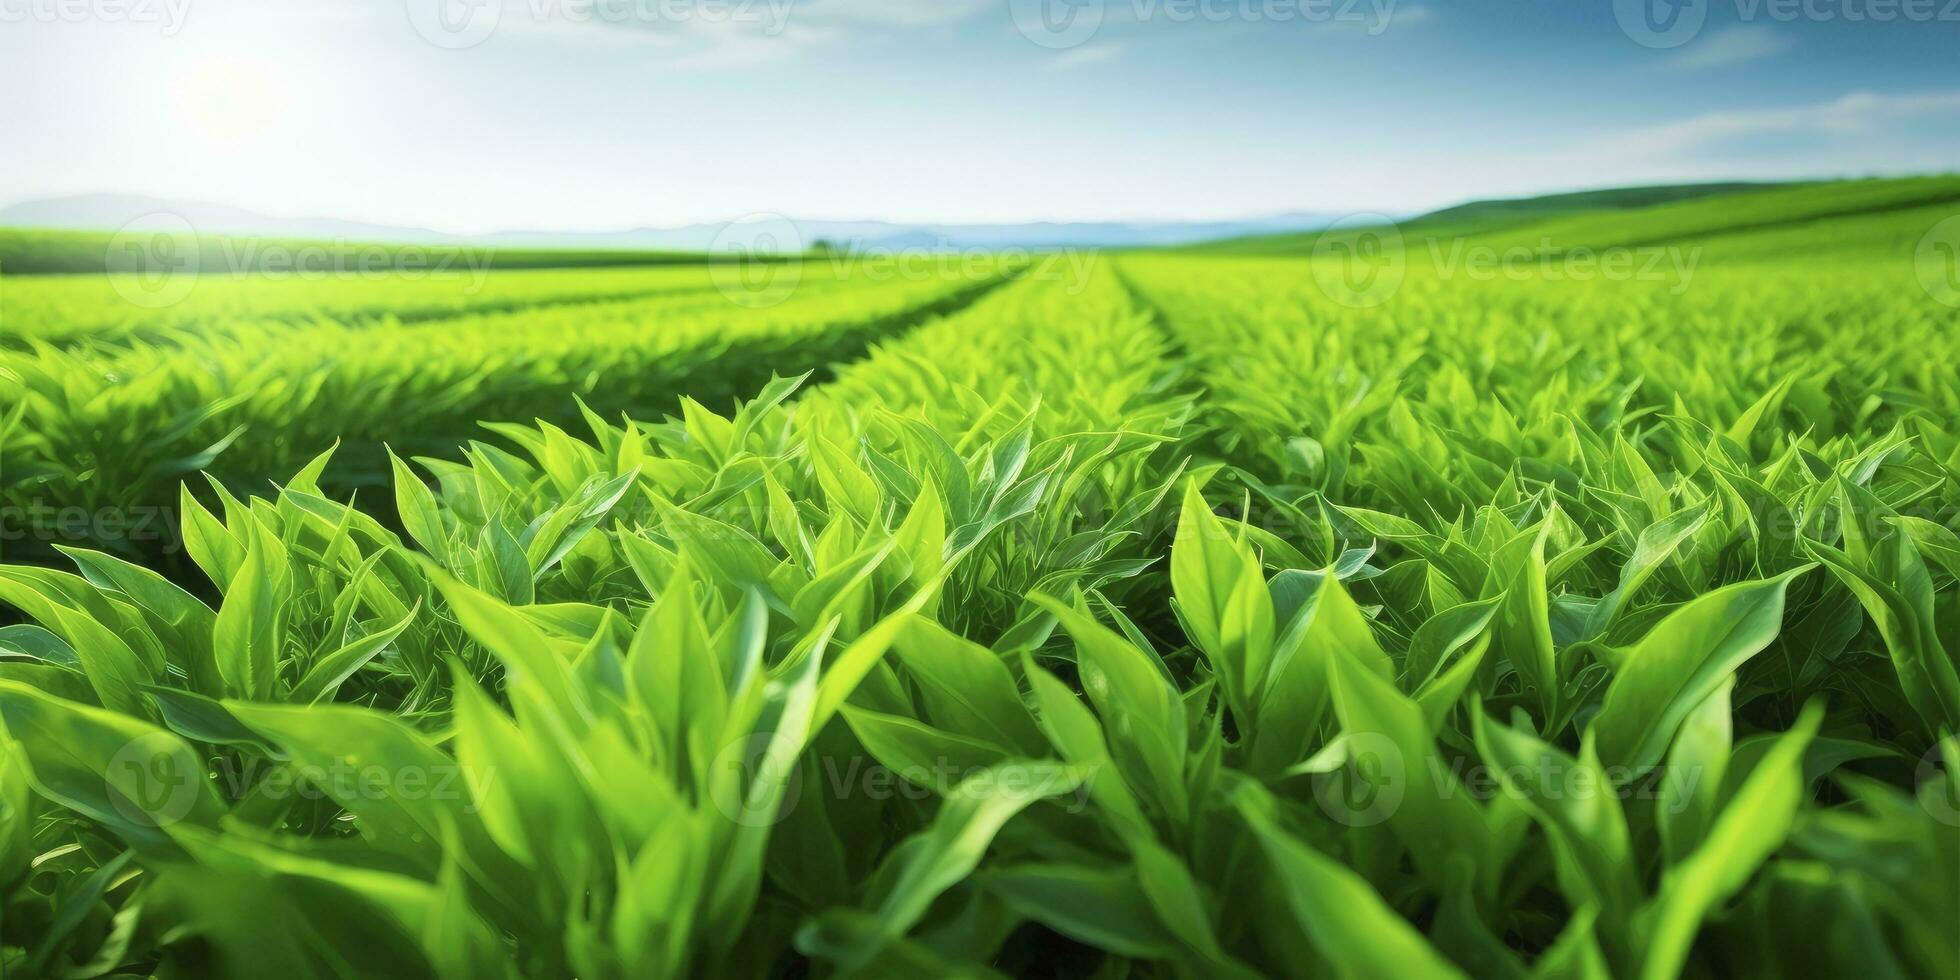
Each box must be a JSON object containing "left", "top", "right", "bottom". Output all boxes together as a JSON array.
[
  {"left": 1666, "top": 25, "right": 1794, "bottom": 70},
  {"left": 1595, "top": 90, "right": 1960, "bottom": 161},
  {"left": 1386, "top": 4, "right": 1432, "bottom": 28},
  {"left": 1378, "top": 90, "right": 1960, "bottom": 216},
  {"left": 1047, "top": 41, "right": 1125, "bottom": 70},
  {"left": 792, "top": 0, "right": 993, "bottom": 27},
  {"left": 467, "top": 0, "right": 988, "bottom": 65},
  {"left": 416, "top": 0, "right": 816, "bottom": 67}
]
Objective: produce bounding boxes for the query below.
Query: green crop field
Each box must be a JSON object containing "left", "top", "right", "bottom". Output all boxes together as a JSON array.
[{"left": 0, "top": 177, "right": 1956, "bottom": 979}]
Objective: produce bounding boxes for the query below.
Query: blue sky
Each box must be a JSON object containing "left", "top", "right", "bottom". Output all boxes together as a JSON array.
[{"left": 1, "top": 0, "right": 1956, "bottom": 231}]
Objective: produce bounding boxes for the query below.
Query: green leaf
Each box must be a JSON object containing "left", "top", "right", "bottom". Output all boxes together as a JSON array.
[
  {"left": 1250, "top": 574, "right": 1390, "bottom": 775},
  {"left": 212, "top": 521, "right": 294, "bottom": 701},
  {"left": 0, "top": 623, "right": 79, "bottom": 669},
  {"left": 1330, "top": 642, "right": 1498, "bottom": 898},
  {"left": 1483, "top": 519, "right": 1559, "bottom": 720},
  {"left": 892, "top": 616, "right": 1046, "bottom": 755},
  {"left": 983, "top": 862, "right": 1181, "bottom": 960},
  {"left": 1032, "top": 593, "right": 1187, "bottom": 824},
  {"left": 1654, "top": 676, "right": 1732, "bottom": 864},
  {"left": 1584, "top": 502, "right": 1711, "bottom": 638},
  {"left": 1172, "top": 482, "right": 1275, "bottom": 727},
  {"left": 143, "top": 684, "right": 285, "bottom": 756},
  {"left": 1636, "top": 702, "right": 1822, "bottom": 980},
  {"left": 391, "top": 449, "right": 449, "bottom": 558},
  {"left": 0, "top": 570, "right": 155, "bottom": 718},
  {"left": 810, "top": 760, "right": 1085, "bottom": 971},
  {"left": 1529, "top": 907, "right": 1613, "bottom": 980},
  {"left": 629, "top": 561, "right": 725, "bottom": 782},
  {"left": 289, "top": 602, "right": 420, "bottom": 704},
  {"left": 1807, "top": 533, "right": 1959, "bottom": 737},
  {"left": 1023, "top": 656, "right": 1154, "bottom": 842},
  {"left": 840, "top": 706, "right": 1010, "bottom": 792},
  {"left": 58, "top": 545, "right": 217, "bottom": 686},
  {"left": 1233, "top": 780, "right": 1468, "bottom": 979},
  {"left": 0, "top": 680, "right": 224, "bottom": 850},
  {"left": 1473, "top": 712, "right": 1637, "bottom": 956},
  {"left": 812, "top": 433, "right": 883, "bottom": 527},
  {"left": 1591, "top": 567, "right": 1809, "bottom": 772},
  {"left": 225, "top": 700, "right": 504, "bottom": 878}
]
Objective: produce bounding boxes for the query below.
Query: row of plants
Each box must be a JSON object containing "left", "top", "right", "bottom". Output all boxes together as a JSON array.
[
  {"left": 1, "top": 263, "right": 751, "bottom": 348},
  {"left": 1118, "top": 250, "right": 1959, "bottom": 975},
  {"left": 1, "top": 263, "right": 1005, "bottom": 567},
  {"left": 0, "top": 248, "right": 1955, "bottom": 976},
  {"left": 0, "top": 267, "right": 1204, "bottom": 975}
]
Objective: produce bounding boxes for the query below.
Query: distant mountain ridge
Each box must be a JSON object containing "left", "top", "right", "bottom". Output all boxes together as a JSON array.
[
  {"left": 1187, "top": 181, "right": 1802, "bottom": 255},
  {"left": 0, "top": 194, "right": 1353, "bottom": 252}
]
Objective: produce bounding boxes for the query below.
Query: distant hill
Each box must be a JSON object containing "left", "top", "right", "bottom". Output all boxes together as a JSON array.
[
  {"left": 1411, "top": 182, "right": 1785, "bottom": 230},
  {"left": 1190, "top": 181, "right": 1794, "bottom": 255},
  {"left": 0, "top": 194, "right": 1351, "bottom": 261},
  {"left": 1446, "top": 175, "right": 1960, "bottom": 256},
  {"left": 13, "top": 177, "right": 1954, "bottom": 276},
  {"left": 1183, "top": 175, "right": 1960, "bottom": 260},
  {"left": 0, "top": 195, "right": 459, "bottom": 248},
  {"left": 0, "top": 227, "right": 714, "bottom": 277}
]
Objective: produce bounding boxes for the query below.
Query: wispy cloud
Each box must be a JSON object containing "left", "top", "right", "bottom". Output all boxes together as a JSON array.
[
  {"left": 1047, "top": 41, "right": 1125, "bottom": 70},
  {"left": 470, "top": 0, "right": 991, "bottom": 66},
  {"left": 1388, "top": 5, "right": 1433, "bottom": 28},
  {"left": 1667, "top": 25, "right": 1795, "bottom": 70},
  {"left": 420, "top": 0, "right": 819, "bottom": 67},
  {"left": 792, "top": 0, "right": 993, "bottom": 28},
  {"left": 1599, "top": 90, "right": 1960, "bottom": 160}
]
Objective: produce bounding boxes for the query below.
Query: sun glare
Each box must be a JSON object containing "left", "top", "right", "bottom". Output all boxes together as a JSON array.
[{"left": 174, "top": 55, "right": 285, "bottom": 148}]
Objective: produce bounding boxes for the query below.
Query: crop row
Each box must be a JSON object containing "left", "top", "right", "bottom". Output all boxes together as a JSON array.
[
  {"left": 0, "top": 261, "right": 819, "bottom": 348},
  {"left": 0, "top": 249, "right": 1955, "bottom": 977},
  {"left": 1, "top": 262, "right": 1006, "bottom": 567}
]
